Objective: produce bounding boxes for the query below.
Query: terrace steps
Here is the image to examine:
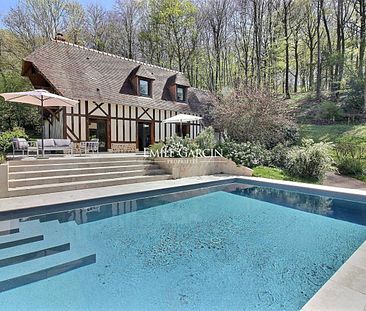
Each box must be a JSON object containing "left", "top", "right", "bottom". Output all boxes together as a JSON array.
[
  {"left": 0, "top": 219, "right": 95, "bottom": 292},
  {"left": 9, "top": 164, "right": 161, "bottom": 179},
  {"left": 7, "top": 156, "right": 171, "bottom": 197}
]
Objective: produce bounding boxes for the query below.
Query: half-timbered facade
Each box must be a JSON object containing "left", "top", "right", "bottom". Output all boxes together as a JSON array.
[{"left": 21, "top": 39, "right": 212, "bottom": 152}]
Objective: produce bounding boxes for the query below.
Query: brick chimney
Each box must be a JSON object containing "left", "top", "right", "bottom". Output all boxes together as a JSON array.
[{"left": 55, "top": 33, "right": 65, "bottom": 41}]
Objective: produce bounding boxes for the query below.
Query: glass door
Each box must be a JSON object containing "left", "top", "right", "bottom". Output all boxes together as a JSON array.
[
  {"left": 88, "top": 118, "right": 107, "bottom": 152},
  {"left": 137, "top": 122, "right": 152, "bottom": 151}
]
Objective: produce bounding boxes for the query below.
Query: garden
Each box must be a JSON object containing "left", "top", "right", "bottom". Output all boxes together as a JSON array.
[{"left": 149, "top": 85, "right": 366, "bottom": 185}]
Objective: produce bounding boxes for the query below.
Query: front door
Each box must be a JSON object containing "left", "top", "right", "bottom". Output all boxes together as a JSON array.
[
  {"left": 88, "top": 118, "right": 108, "bottom": 152},
  {"left": 137, "top": 121, "right": 152, "bottom": 151}
]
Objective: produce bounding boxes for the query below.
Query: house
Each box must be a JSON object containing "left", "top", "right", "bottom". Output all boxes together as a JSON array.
[{"left": 21, "top": 38, "right": 212, "bottom": 152}]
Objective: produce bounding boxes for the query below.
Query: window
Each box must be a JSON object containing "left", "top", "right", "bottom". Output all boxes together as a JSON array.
[
  {"left": 176, "top": 85, "right": 186, "bottom": 102},
  {"left": 139, "top": 78, "right": 151, "bottom": 97}
]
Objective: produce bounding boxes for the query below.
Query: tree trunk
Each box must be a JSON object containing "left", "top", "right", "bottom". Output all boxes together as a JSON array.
[
  {"left": 316, "top": 0, "right": 322, "bottom": 100},
  {"left": 294, "top": 38, "right": 299, "bottom": 93},
  {"left": 283, "top": 0, "right": 291, "bottom": 99},
  {"left": 359, "top": 0, "right": 366, "bottom": 77}
]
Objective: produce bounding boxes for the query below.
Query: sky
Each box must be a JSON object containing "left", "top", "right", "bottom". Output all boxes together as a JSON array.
[{"left": 0, "top": 0, "right": 115, "bottom": 26}]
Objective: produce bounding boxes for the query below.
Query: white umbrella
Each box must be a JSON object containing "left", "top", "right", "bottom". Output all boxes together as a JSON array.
[
  {"left": 0, "top": 89, "right": 78, "bottom": 157},
  {"left": 163, "top": 113, "right": 202, "bottom": 137}
]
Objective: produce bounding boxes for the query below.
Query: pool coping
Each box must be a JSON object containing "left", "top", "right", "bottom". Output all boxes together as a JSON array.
[{"left": 1, "top": 175, "right": 366, "bottom": 310}]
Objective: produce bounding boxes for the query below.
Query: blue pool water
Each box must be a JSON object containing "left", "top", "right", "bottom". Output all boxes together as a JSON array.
[{"left": 0, "top": 183, "right": 366, "bottom": 310}]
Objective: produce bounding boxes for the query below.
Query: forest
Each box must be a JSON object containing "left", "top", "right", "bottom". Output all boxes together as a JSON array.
[
  {"left": 1, "top": 0, "right": 366, "bottom": 131},
  {"left": 1, "top": 0, "right": 366, "bottom": 98}
]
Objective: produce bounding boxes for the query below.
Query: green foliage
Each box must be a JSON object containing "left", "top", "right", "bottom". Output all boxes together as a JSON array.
[
  {"left": 253, "top": 166, "right": 288, "bottom": 180},
  {"left": 0, "top": 70, "right": 40, "bottom": 134},
  {"left": 195, "top": 126, "right": 215, "bottom": 151},
  {"left": 270, "top": 143, "right": 290, "bottom": 169},
  {"left": 344, "top": 76, "right": 365, "bottom": 114},
  {"left": 219, "top": 140, "right": 270, "bottom": 168},
  {"left": 148, "top": 141, "right": 166, "bottom": 158},
  {"left": 286, "top": 139, "right": 333, "bottom": 181},
  {"left": 0, "top": 127, "right": 28, "bottom": 156},
  {"left": 318, "top": 101, "right": 343, "bottom": 121},
  {"left": 335, "top": 142, "right": 365, "bottom": 176}
]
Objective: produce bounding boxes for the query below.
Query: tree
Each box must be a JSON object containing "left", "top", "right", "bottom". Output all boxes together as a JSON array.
[{"left": 214, "top": 85, "right": 298, "bottom": 148}]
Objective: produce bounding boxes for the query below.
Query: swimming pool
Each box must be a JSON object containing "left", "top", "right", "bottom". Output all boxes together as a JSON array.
[{"left": 0, "top": 182, "right": 365, "bottom": 310}]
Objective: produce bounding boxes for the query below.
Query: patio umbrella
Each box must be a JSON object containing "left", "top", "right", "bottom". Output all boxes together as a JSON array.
[
  {"left": 0, "top": 89, "right": 78, "bottom": 157},
  {"left": 162, "top": 113, "right": 202, "bottom": 137}
]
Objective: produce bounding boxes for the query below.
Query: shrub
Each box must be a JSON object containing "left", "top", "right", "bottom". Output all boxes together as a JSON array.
[
  {"left": 153, "top": 135, "right": 201, "bottom": 158},
  {"left": 219, "top": 140, "right": 270, "bottom": 168},
  {"left": 148, "top": 141, "right": 165, "bottom": 158},
  {"left": 286, "top": 139, "right": 333, "bottom": 180},
  {"left": 343, "top": 76, "right": 365, "bottom": 114},
  {"left": 335, "top": 142, "right": 365, "bottom": 176},
  {"left": 0, "top": 127, "right": 28, "bottom": 157},
  {"left": 214, "top": 85, "right": 298, "bottom": 148},
  {"left": 318, "top": 101, "right": 343, "bottom": 122},
  {"left": 195, "top": 126, "right": 216, "bottom": 152},
  {"left": 270, "top": 143, "right": 290, "bottom": 168}
]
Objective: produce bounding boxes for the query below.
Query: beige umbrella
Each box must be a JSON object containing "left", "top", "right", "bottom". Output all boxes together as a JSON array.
[
  {"left": 163, "top": 113, "right": 202, "bottom": 137},
  {"left": 0, "top": 89, "right": 78, "bottom": 157}
]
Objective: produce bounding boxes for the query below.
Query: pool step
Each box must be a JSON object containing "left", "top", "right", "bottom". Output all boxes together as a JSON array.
[
  {"left": 7, "top": 174, "right": 172, "bottom": 197},
  {"left": 0, "top": 219, "right": 96, "bottom": 292},
  {"left": 0, "top": 249, "right": 96, "bottom": 292},
  {"left": 0, "top": 228, "right": 19, "bottom": 236},
  {"left": 0, "top": 243, "right": 70, "bottom": 268},
  {"left": 0, "top": 220, "right": 44, "bottom": 248}
]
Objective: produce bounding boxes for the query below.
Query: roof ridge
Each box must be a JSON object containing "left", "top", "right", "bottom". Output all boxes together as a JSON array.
[{"left": 52, "top": 39, "right": 181, "bottom": 74}]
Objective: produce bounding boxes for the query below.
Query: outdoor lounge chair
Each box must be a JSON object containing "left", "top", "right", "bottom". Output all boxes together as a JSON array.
[
  {"left": 12, "top": 138, "right": 38, "bottom": 158},
  {"left": 36, "top": 138, "right": 74, "bottom": 154}
]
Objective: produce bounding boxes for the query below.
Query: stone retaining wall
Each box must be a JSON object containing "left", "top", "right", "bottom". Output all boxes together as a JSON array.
[
  {"left": 154, "top": 156, "right": 253, "bottom": 179},
  {"left": 0, "top": 163, "right": 8, "bottom": 198},
  {"left": 110, "top": 143, "right": 137, "bottom": 153}
]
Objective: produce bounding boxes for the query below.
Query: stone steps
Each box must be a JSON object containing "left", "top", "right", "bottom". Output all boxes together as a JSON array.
[
  {"left": 8, "top": 156, "right": 144, "bottom": 166},
  {"left": 9, "top": 160, "right": 154, "bottom": 172},
  {"left": 8, "top": 174, "right": 171, "bottom": 197},
  {"left": 9, "top": 169, "right": 167, "bottom": 187},
  {"left": 7, "top": 155, "right": 170, "bottom": 197},
  {"left": 9, "top": 164, "right": 160, "bottom": 179}
]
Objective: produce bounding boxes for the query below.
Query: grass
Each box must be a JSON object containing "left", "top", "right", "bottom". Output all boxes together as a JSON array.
[
  {"left": 252, "top": 166, "right": 319, "bottom": 184},
  {"left": 253, "top": 166, "right": 289, "bottom": 180},
  {"left": 299, "top": 124, "right": 366, "bottom": 143}
]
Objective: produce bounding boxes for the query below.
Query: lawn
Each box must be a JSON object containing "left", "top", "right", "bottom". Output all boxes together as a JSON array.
[
  {"left": 252, "top": 166, "right": 319, "bottom": 184},
  {"left": 300, "top": 124, "right": 366, "bottom": 145}
]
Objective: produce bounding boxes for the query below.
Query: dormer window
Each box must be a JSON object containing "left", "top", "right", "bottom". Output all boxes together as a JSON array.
[
  {"left": 138, "top": 78, "right": 151, "bottom": 97},
  {"left": 176, "top": 85, "right": 186, "bottom": 102}
]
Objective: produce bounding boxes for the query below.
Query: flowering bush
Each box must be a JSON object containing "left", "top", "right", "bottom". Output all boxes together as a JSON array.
[
  {"left": 214, "top": 85, "right": 298, "bottom": 148},
  {"left": 286, "top": 139, "right": 333, "bottom": 180},
  {"left": 219, "top": 140, "right": 270, "bottom": 168},
  {"left": 195, "top": 126, "right": 216, "bottom": 152}
]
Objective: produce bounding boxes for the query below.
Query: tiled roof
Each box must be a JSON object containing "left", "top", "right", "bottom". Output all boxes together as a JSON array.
[{"left": 22, "top": 40, "right": 211, "bottom": 114}]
